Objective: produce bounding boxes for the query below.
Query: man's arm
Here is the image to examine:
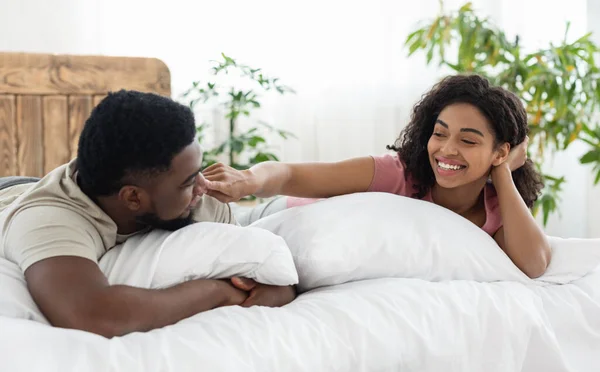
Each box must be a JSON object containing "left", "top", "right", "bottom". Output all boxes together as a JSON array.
[{"left": 25, "top": 256, "right": 248, "bottom": 338}]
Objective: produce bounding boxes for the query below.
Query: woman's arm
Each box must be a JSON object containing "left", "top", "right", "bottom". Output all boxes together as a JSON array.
[
  {"left": 202, "top": 157, "right": 376, "bottom": 203},
  {"left": 491, "top": 163, "right": 551, "bottom": 278}
]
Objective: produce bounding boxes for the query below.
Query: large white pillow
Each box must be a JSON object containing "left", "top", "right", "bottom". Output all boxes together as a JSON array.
[
  {"left": 252, "top": 193, "right": 600, "bottom": 292},
  {"left": 100, "top": 222, "right": 298, "bottom": 289},
  {"left": 0, "top": 222, "right": 297, "bottom": 323},
  {"left": 538, "top": 236, "right": 600, "bottom": 284},
  {"left": 0, "top": 258, "right": 48, "bottom": 323},
  {"left": 251, "top": 192, "right": 534, "bottom": 292}
]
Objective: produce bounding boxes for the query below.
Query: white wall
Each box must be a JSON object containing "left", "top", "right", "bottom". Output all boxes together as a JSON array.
[
  {"left": 0, "top": 0, "right": 101, "bottom": 54},
  {"left": 0, "top": 0, "right": 597, "bottom": 237}
]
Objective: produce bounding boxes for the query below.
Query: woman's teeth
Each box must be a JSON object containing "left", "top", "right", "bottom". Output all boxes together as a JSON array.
[{"left": 438, "top": 161, "right": 465, "bottom": 171}]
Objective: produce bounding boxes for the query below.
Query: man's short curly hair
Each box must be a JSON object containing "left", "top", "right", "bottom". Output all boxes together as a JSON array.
[
  {"left": 387, "top": 74, "right": 543, "bottom": 208},
  {"left": 76, "top": 90, "right": 197, "bottom": 197}
]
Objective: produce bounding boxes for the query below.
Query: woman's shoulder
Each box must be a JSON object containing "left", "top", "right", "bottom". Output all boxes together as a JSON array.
[{"left": 367, "top": 154, "right": 414, "bottom": 196}]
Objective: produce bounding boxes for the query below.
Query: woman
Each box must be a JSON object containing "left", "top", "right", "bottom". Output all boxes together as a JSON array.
[{"left": 202, "top": 74, "right": 551, "bottom": 278}]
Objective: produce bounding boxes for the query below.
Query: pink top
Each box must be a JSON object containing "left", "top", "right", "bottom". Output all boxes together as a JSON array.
[{"left": 287, "top": 154, "right": 503, "bottom": 236}]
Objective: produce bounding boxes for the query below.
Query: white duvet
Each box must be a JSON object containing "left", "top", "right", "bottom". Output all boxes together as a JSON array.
[{"left": 1, "top": 193, "right": 599, "bottom": 372}]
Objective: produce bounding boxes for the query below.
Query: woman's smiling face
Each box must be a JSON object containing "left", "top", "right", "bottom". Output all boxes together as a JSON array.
[{"left": 427, "top": 102, "right": 506, "bottom": 189}]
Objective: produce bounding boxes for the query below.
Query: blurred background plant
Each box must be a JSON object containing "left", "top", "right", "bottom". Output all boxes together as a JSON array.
[
  {"left": 405, "top": 1, "right": 600, "bottom": 225},
  {"left": 181, "top": 53, "right": 296, "bottom": 174}
]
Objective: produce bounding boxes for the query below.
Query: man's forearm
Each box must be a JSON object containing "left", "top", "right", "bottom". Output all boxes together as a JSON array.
[{"left": 69, "top": 279, "right": 233, "bottom": 338}]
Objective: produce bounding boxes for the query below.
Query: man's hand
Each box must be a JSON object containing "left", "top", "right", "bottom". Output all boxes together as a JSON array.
[
  {"left": 218, "top": 279, "right": 250, "bottom": 306},
  {"left": 230, "top": 277, "right": 296, "bottom": 308},
  {"left": 202, "top": 163, "right": 258, "bottom": 203}
]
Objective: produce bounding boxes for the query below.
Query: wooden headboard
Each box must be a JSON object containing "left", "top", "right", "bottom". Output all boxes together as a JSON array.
[{"left": 0, "top": 52, "right": 171, "bottom": 178}]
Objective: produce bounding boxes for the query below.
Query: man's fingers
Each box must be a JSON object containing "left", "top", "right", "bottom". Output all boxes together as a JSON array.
[
  {"left": 240, "top": 289, "right": 260, "bottom": 307},
  {"left": 231, "top": 277, "right": 257, "bottom": 291}
]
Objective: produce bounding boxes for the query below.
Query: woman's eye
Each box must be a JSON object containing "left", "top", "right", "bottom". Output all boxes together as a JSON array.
[
  {"left": 433, "top": 132, "right": 444, "bottom": 137},
  {"left": 462, "top": 139, "right": 476, "bottom": 145}
]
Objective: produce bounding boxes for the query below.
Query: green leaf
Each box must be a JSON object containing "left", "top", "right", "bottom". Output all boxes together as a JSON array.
[
  {"left": 459, "top": 1, "right": 473, "bottom": 13},
  {"left": 595, "top": 168, "right": 600, "bottom": 184},
  {"left": 542, "top": 198, "right": 551, "bottom": 226},
  {"left": 278, "top": 129, "right": 297, "bottom": 139},
  {"left": 230, "top": 139, "right": 244, "bottom": 154},
  {"left": 580, "top": 150, "right": 600, "bottom": 164},
  {"left": 248, "top": 136, "right": 266, "bottom": 147},
  {"left": 406, "top": 30, "right": 426, "bottom": 55},
  {"left": 405, "top": 28, "right": 424, "bottom": 45},
  {"left": 251, "top": 153, "right": 270, "bottom": 163}
]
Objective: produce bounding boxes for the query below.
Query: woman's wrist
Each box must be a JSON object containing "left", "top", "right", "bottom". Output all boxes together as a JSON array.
[
  {"left": 242, "top": 168, "right": 261, "bottom": 196},
  {"left": 491, "top": 163, "right": 512, "bottom": 185}
]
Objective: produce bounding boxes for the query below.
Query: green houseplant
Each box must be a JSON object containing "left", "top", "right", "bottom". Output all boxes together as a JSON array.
[
  {"left": 405, "top": 1, "right": 600, "bottom": 224},
  {"left": 182, "top": 54, "right": 296, "bottom": 173}
]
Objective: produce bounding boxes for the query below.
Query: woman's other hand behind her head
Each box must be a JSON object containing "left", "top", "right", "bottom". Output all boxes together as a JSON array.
[{"left": 503, "top": 136, "right": 529, "bottom": 172}]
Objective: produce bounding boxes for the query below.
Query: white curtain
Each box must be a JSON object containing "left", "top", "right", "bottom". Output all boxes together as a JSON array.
[
  {"left": 1, "top": 0, "right": 596, "bottom": 237},
  {"left": 91, "top": 0, "right": 450, "bottom": 162}
]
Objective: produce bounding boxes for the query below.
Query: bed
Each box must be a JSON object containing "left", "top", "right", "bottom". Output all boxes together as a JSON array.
[
  {"left": 0, "top": 52, "right": 170, "bottom": 178},
  {"left": 1, "top": 53, "right": 599, "bottom": 372}
]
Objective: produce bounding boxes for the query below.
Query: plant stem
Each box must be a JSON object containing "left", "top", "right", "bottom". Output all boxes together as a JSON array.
[{"left": 229, "top": 103, "right": 235, "bottom": 166}]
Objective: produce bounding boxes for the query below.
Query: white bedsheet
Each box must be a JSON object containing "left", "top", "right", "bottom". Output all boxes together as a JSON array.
[{"left": 1, "top": 254, "right": 599, "bottom": 371}]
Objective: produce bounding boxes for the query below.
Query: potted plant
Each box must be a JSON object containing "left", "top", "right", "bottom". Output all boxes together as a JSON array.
[
  {"left": 181, "top": 54, "right": 296, "bottom": 201},
  {"left": 404, "top": 1, "right": 600, "bottom": 224}
]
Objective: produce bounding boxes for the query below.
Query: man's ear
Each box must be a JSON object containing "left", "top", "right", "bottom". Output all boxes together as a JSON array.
[
  {"left": 118, "top": 186, "right": 150, "bottom": 212},
  {"left": 492, "top": 142, "right": 511, "bottom": 166}
]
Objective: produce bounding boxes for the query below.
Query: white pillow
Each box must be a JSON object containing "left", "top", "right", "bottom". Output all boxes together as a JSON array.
[
  {"left": 0, "top": 258, "right": 48, "bottom": 323},
  {"left": 100, "top": 222, "right": 298, "bottom": 289},
  {"left": 537, "top": 236, "right": 600, "bottom": 284},
  {"left": 253, "top": 193, "right": 600, "bottom": 292},
  {"left": 251, "top": 192, "right": 534, "bottom": 292}
]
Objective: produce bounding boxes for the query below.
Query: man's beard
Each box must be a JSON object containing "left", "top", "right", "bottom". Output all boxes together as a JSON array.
[{"left": 136, "top": 210, "right": 196, "bottom": 231}]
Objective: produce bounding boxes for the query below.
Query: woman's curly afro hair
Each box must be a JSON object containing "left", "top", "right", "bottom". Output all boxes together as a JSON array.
[{"left": 387, "top": 74, "right": 543, "bottom": 208}]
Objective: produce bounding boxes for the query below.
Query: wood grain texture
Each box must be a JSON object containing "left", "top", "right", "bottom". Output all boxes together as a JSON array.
[
  {"left": 0, "top": 95, "right": 17, "bottom": 176},
  {"left": 93, "top": 95, "right": 106, "bottom": 107},
  {"left": 68, "top": 95, "right": 92, "bottom": 159},
  {"left": 43, "top": 95, "right": 69, "bottom": 173},
  {"left": 16, "top": 96, "right": 43, "bottom": 177},
  {"left": 1, "top": 52, "right": 172, "bottom": 177},
  {"left": 0, "top": 53, "right": 171, "bottom": 96}
]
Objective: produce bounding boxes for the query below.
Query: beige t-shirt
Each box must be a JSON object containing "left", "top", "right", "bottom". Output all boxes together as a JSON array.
[{"left": 0, "top": 159, "right": 237, "bottom": 271}]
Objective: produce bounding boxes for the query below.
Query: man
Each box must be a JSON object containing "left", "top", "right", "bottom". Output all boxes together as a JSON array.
[{"left": 0, "top": 90, "right": 295, "bottom": 338}]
